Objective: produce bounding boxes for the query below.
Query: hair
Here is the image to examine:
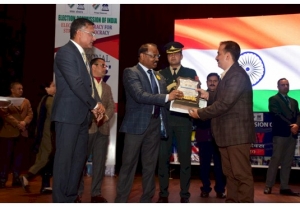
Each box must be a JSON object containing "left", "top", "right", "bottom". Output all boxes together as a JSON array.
[
  {"left": 207, "top": 73, "right": 220, "bottom": 81},
  {"left": 277, "top": 78, "right": 288, "bottom": 86},
  {"left": 10, "top": 81, "right": 22, "bottom": 89},
  {"left": 70, "top": 18, "right": 94, "bottom": 39},
  {"left": 137, "top": 43, "right": 157, "bottom": 57},
  {"left": 90, "top": 57, "right": 105, "bottom": 66},
  {"left": 220, "top": 40, "right": 241, "bottom": 62}
]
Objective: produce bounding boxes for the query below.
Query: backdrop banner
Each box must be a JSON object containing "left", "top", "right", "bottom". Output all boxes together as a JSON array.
[
  {"left": 171, "top": 113, "right": 300, "bottom": 170},
  {"left": 54, "top": 4, "right": 120, "bottom": 176}
]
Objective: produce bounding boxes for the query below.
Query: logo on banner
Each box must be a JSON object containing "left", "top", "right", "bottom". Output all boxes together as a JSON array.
[
  {"left": 65, "top": 4, "right": 88, "bottom": 14},
  {"left": 254, "top": 113, "right": 264, "bottom": 121},
  {"left": 90, "top": 4, "right": 112, "bottom": 15},
  {"left": 77, "top": 4, "right": 85, "bottom": 10}
]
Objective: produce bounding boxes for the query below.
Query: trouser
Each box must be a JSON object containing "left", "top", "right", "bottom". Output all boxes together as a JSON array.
[
  {"left": 0, "top": 136, "right": 27, "bottom": 183},
  {"left": 158, "top": 124, "right": 192, "bottom": 198},
  {"left": 219, "top": 144, "right": 254, "bottom": 203},
  {"left": 115, "top": 117, "right": 160, "bottom": 203},
  {"left": 265, "top": 135, "right": 296, "bottom": 189},
  {"left": 78, "top": 130, "right": 109, "bottom": 197},
  {"left": 52, "top": 117, "right": 89, "bottom": 203},
  {"left": 197, "top": 140, "right": 226, "bottom": 193}
]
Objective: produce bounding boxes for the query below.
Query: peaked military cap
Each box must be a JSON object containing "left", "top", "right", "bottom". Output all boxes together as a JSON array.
[{"left": 164, "top": 41, "right": 184, "bottom": 54}]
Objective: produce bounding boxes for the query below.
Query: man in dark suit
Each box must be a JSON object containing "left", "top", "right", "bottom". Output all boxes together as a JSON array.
[
  {"left": 157, "top": 41, "right": 197, "bottom": 203},
  {"left": 51, "top": 18, "right": 105, "bottom": 203},
  {"left": 264, "top": 78, "right": 300, "bottom": 196},
  {"left": 115, "top": 43, "right": 182, "bottom": 203},
  {"left": 189, "top": 41, "right": 256, "bottom": 202},
  {"left": 194, "top": 73, "right": 226, "bottom": 199},
  {"left": 77, "top": 58, "right": 115, "bottom": 203}
]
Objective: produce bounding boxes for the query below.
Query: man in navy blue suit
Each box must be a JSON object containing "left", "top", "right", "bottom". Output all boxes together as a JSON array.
[
  {"left": 115, "top": 43, "right": 182, "bottom": 203},
  {"left": 51, "top": 18, "right": 105, "bottom": 203}
]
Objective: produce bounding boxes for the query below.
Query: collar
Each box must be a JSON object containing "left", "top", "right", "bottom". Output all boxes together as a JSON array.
[
  {"left": 70, "top": 39, "right": 85, "bottom": 56},
  {"left": 138, "top": 62, "right": 153, "bottom": 73},
  {"left": 169, "top": 65, "right": 181, "bottom": 73},
  {"left": 94, "top": 77, "right": 102, "bottom": 83}
]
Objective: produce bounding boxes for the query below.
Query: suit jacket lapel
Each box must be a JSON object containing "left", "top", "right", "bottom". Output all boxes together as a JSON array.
[{"left": 137, "top": 64, "right": 152, "bottom": 93}]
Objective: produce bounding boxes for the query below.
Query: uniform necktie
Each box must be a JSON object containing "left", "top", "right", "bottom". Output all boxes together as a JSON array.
[
  {"left": 147, "top": 69, "right": 160, "bottom": 118},
  {"left": 173, "top": 68, "right": 177, "bottom": 82}
]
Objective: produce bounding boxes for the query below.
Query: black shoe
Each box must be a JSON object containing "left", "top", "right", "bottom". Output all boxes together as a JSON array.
[
  {"left": 19, "top": 176, "right": 30, "bottom": 193},
  {"left": 180, "top": 197, "right": 189, "bottom": 203},
  {"left": 216, "top": 192, "right": 226, "bottom": 198},
  {"left": 264, "top": 186, "right": 272, "bottom": 194},
  {"left": 280, "top": 189, "right": 300, "bottom": 196},
  {"left": 200, "top": 191, "right": 209, "bottom": 198},
  {"left": 156, "top": 197, "right": 168, "bottom": 203},
  {"left": 40, "top": 187, "right": 52, "bottom": 194}
]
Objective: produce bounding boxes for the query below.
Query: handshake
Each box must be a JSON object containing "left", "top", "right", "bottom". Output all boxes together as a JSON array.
[{"left": 92, "top": 102, "right": 106, "bottom": 122}]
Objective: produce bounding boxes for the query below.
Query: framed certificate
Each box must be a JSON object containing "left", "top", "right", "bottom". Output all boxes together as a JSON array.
[{"left": 170, "top": 77, "right": 206, "bottom": 114}]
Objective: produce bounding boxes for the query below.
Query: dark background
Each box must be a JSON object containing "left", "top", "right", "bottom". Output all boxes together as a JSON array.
[{"left": 1, "top": 4, "right": 300, "bottom": 176}]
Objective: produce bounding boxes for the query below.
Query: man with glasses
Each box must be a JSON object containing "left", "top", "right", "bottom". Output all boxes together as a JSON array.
[
  {"left": 157, "top": 41, "right": 198, "bottom": 203},
  {"left": 115, "top": 43, "right": 182, "bottom": 203},
  {"left": 51, "top": 18, "right": 105, "bottom": 202},
  {"left": 77, "top": 58, "right": 115, "bottom": 203}
]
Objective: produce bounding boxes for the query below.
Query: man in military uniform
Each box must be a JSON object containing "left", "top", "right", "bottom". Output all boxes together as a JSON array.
[{"left": 157, "top": 41, "right": 198, "bottom": 203}]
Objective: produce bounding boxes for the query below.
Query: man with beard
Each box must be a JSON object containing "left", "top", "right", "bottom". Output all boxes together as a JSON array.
[
  {"left": 194, "top": 73, "right": 226, "bottom": 199},
  {"left": 115, "top": 43, "right": 182, "bottom": 203},
  {"left": 157, "top": 41, "right": 198, "bottom": 203},
  {"left": 189, "top": 41, "right": 255, "bottom": 202}
]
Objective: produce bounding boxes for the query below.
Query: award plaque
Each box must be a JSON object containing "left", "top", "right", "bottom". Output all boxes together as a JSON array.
[{"left": 170, "top": 77, "right": 207, "bottom": 114}]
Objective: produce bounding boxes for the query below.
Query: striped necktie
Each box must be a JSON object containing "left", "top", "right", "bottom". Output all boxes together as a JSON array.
[{"left": 147, "top": 69, "right": 160, "bottom": 118}]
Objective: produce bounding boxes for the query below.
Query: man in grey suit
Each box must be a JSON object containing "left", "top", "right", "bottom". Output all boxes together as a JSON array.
[
  {"left": 264, "top": 78, "right": 300, "bottom": 196},
  {"left": 115, "top": 43, "right": 182, "bottom": 203},
  {"left": 51, "top": 18, "right": 105, "bottom": 203},
  {"left": 189, "top": 41, "right": 256, "bottom": 202},
  {"left": 77, "top": 57, "right": 115, "bottom": 203}
]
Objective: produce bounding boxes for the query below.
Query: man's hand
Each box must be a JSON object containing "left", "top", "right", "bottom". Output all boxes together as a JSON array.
[
  {"left": 95, "top": 102, "right": 105, "bottom": 114},
  {"left": 17, "top": 121, "right": 26, "bottom": 131},
  {"left": 188, "top": 108, "right": 200, "bottom": 119},
  {"left": 92, "top": 103, "right": 105, "bottom": 122},
  {"left": 168, "top": 90, "right": 184, "bottom": 101},
  {"left": 290, "top": 124, "right": 299, "bottom": 135},
  {"left": 196, "top": 89, "right": 209, "bottom": 100}
]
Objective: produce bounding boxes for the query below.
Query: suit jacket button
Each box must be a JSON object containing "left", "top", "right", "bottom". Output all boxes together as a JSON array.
[{"left": 90, "top": 85, "right": 92, "bottom": 87}]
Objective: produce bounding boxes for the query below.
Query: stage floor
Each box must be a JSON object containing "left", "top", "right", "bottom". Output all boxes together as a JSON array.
[{"left": 0, "top": 173, "right": 300, "bottom": 203}]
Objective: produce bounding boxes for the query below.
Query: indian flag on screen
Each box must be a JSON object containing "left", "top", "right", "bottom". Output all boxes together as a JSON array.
[{"left": 175, "top": 13, "right": 300, "bottom": 112}]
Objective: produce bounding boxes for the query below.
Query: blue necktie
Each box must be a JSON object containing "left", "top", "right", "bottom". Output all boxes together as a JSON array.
[
  {"left": 147, "top": 70, "right": 167, "bottom": 138},
  {"left": 147, "top": 70, "right": 160, "bottom": 118}
]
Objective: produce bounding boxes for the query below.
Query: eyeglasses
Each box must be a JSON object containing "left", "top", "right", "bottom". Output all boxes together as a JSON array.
[
  {"left": 143, "top": 53, "right": 160, "bottom": 59},
  {"left": 80, "top": 29, "right": 96, "bottom": 37},
  {"left": 94, "top": 63, "right": 107, "bottom": 68}
]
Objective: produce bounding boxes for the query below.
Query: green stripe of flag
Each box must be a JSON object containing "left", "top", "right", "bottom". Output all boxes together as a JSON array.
[{"left": 253, "top": 90, "right": 300, "bottom": 112}]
